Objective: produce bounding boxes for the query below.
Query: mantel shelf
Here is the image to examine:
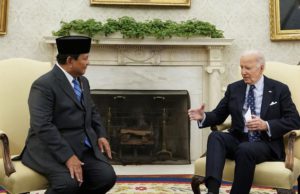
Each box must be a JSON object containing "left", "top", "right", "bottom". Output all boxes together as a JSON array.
[{"left": 44, "top": 36, "right": 233, "bottom": 46}]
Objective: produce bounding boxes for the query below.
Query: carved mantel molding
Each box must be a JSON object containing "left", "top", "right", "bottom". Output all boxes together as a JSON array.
[
  {"left": 45, "top": 36, "right": 233, "bottom": 46},
  {"left": 45, "top": 36, "right": 233, "bottom": 109}
]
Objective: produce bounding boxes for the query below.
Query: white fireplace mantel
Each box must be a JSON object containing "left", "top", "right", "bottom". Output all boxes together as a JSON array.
[
  {"left": 45, "top": 36, "right": 233, "bottom": 160},
  {"left": 45, "top": 36, "right": 233, "bottom": 110}
]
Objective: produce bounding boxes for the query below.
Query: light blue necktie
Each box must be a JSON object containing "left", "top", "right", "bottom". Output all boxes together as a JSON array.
[
  {"left": 247, "top": 85, "right": 261, "bottom": 142},
  {"left": 72, "top": 78, "right": 82, "bottom": 102},
  {"left": 72, "top": 78, "right": 92, "bottom": 148}
]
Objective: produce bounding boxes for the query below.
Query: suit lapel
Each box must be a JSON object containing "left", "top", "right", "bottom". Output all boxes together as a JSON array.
[
  {"left": 260, "top": 77, "right": 273, "bottom": 118},
  {"left": 78, "top": 77, "right": 88, "bottom": 111},
  {"left": 237, "top": 81, "right": 247, "bottom": 114},
  {"left": 53, "top": 65, "right": 84, "bottom": 110}
]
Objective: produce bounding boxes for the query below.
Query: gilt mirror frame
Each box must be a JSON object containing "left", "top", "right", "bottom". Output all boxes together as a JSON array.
[
  {"left": 90, "top": 0, "right": 191, "bottom": 7},
  {"left": 0, "top": 0, "right": 8, "bottom": 35},
  {"left": 270, "top": 0, "right": 300, "bottom": 41}
]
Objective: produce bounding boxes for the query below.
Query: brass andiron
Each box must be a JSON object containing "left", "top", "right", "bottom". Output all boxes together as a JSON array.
[
  {"left": 107, "top": 107, "right": 112, "bottom": 136},
  {"left": 106, "top": 106, "right": 123, "bottom": 164},
  {"left": 156, "top": 107, "right": 172, "bottom": 160}
]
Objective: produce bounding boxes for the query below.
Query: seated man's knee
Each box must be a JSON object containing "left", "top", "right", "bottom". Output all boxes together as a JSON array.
[
  {"left": 236, "top": 143, "right": 255, "bottom": 158},
  {"left": 103, "top": 167, "right": 117, "bottom": 189},
  {"left": 208, "top": 131, "right": 224, "bottom": 141},
  {"left": 89, "top": 165, "right": 117, "bottom": 192}
]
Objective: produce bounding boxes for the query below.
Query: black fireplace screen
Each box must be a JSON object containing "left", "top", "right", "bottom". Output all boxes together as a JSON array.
[{"left": 91, "top": 90, "right": 190, "bottom": 164}]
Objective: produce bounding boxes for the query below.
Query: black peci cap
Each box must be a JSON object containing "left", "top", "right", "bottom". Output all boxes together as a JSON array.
[{"left": 56, "top": 36, "right": 91, "bottom": 55}]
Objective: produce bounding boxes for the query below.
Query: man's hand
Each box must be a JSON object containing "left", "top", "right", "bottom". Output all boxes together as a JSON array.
[
  {"left": 98, "top": 137, "right": 112, "bottom": 159},
  {"left": 246, "top": 115, "right": 268, "bottom": 131},
  {"left": 188, "top": 104, "right": 205, "bottom": 121},
  {"left": 66, "top": 155, "right": 84, "bottom": 185}
]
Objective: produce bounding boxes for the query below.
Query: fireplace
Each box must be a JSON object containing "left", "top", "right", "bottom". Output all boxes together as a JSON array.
[
  {"left": 91, "top": 90, "right": 190, "bottom": 164},
  {"left": 45, "top": 36, "right": 233, "bottom": 161}
]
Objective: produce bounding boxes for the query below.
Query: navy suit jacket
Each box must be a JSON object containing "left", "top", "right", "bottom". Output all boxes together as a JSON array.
[
  {"left": 201, "top": 76, "right": 300, "bottom": 160},
  {"left": 22, "top": 65, "right": 108, "bottom": 174}
]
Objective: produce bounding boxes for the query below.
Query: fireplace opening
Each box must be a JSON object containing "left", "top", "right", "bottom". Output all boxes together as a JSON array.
[{"left": 91, "top": 90, "right": 190, "bottom": 165}]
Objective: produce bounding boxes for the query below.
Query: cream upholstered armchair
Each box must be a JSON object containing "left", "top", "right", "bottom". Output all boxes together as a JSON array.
[
  {"left": 191, "top": 62, "right": 300, "bottom": 194},
  {"left": 0, "top": 58, "right": 51, "bottom": 193}
]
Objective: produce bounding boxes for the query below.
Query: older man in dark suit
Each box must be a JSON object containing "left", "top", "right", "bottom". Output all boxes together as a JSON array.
[
  {"left": 188, "top": 50, "right": 300, "bottom": 194},
  {"left": 21, "top": 36, "right": 116, "bottom": 194}
]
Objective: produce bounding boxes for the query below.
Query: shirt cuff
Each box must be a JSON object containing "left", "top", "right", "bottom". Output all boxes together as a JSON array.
[
  {"left": 266, "top": 121, "right": 271, "bottom": 137},
  {"left": 197, "top": 113, "right": 206, "bottom": 128}
]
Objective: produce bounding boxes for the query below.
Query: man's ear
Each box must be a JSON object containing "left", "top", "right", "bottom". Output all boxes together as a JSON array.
[{"left": 66, "top": 56, "right": 73, "bottom": 65}]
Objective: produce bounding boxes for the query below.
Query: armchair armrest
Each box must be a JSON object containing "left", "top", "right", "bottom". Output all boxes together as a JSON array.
[
  {"left": 0, "top": 130, "right": 16, "bottom": 176},
  {"left": 210, "top": 121, "right": 231, "bottom": 132},
  {"left": 284, "top": 129, "right": 300, "bottom": 171},
  {"left": 199, "top": 122, "right": 231, "bottom": 158}
]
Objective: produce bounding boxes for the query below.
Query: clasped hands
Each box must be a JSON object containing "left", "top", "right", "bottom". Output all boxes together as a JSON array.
[
  {"left": 65, "top": 137, "right": 112, "bottom": 185},
  {"left": 245, "top": 115, "right": 268, "bottom": 131}
]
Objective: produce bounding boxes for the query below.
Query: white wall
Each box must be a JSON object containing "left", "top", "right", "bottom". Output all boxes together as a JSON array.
[{"left": 1, "top": 0, "right": 300, "bottom": 82}]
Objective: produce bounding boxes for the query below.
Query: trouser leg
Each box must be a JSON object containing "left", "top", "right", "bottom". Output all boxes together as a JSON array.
[
  {"left": 45, "top": 172, "right": 80, "bottom": 194},
  {"left": 230, "top": 142, "right": 274, "bottom": 194},
  {"left": 205, "top": 131, "right": 240, "bottom": 193},
  {"left": 79, "top": 149, "right": 117, "bottom": 194}
]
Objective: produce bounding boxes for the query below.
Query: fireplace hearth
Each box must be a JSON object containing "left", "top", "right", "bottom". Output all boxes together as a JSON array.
[{"left": 91, "top": 90, "right": 190, "bottom": 164}]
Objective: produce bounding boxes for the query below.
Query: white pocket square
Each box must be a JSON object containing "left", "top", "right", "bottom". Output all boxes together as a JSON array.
[{"left": 270, "top": 101, "right": 278, "bottom": 106}]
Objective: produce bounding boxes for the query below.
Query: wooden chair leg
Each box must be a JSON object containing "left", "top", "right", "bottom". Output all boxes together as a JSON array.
[
  {"left": 297, "top": 176, "right": 300, "bottom": 194},
  {"left": 191, "top": 175, "right": 205, "bottom": 194},
  {"left": 275, "top": 188, "right": 295, "bottom": 194}
]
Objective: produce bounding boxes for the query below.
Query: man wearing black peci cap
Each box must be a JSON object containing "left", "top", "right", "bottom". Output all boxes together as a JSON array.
[{"left": 21, "top": 36, "right": 116, "bottom": 194}]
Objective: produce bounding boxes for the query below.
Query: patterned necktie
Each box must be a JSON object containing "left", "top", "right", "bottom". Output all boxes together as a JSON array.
[
  {"left": 72, "top": 78, "right": 92, "bottom": 148},
  {"left": 72, "top": 78, "right": 82, "bottom": 102},
  {"left": 247, "top": 85, "right": 260, "bottom": 142}
]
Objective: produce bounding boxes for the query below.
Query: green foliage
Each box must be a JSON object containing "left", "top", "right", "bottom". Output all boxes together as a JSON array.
[
  {"left": 53, "top": 19, "right": 102, "bottom": 37},
  {"left": 52, "top": 17, "right": 224, "bottom": 39},
  {"left": 102, "top": 18, "right": 119, "bottom": 36}
]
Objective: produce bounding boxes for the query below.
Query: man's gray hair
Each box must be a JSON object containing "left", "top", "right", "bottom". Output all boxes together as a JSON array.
[{"left": 241, "top": 50, "right": 265, "bottom": 67}]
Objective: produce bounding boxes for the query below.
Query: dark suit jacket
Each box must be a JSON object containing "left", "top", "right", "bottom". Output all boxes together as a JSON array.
[
  {"left": 201, "top": 76, "right": 300, "bottom": 160},
  {"left": 22, "top": 65, "right": 108, "bottom": 174}
]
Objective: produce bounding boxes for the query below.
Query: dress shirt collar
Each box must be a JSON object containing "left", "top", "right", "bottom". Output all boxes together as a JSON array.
[
  {"left": 248, "top": 75, "right": 264, "bottom": 91},
  {"left": 56, "top": 63, "right": 75, "bottom": 86}
]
